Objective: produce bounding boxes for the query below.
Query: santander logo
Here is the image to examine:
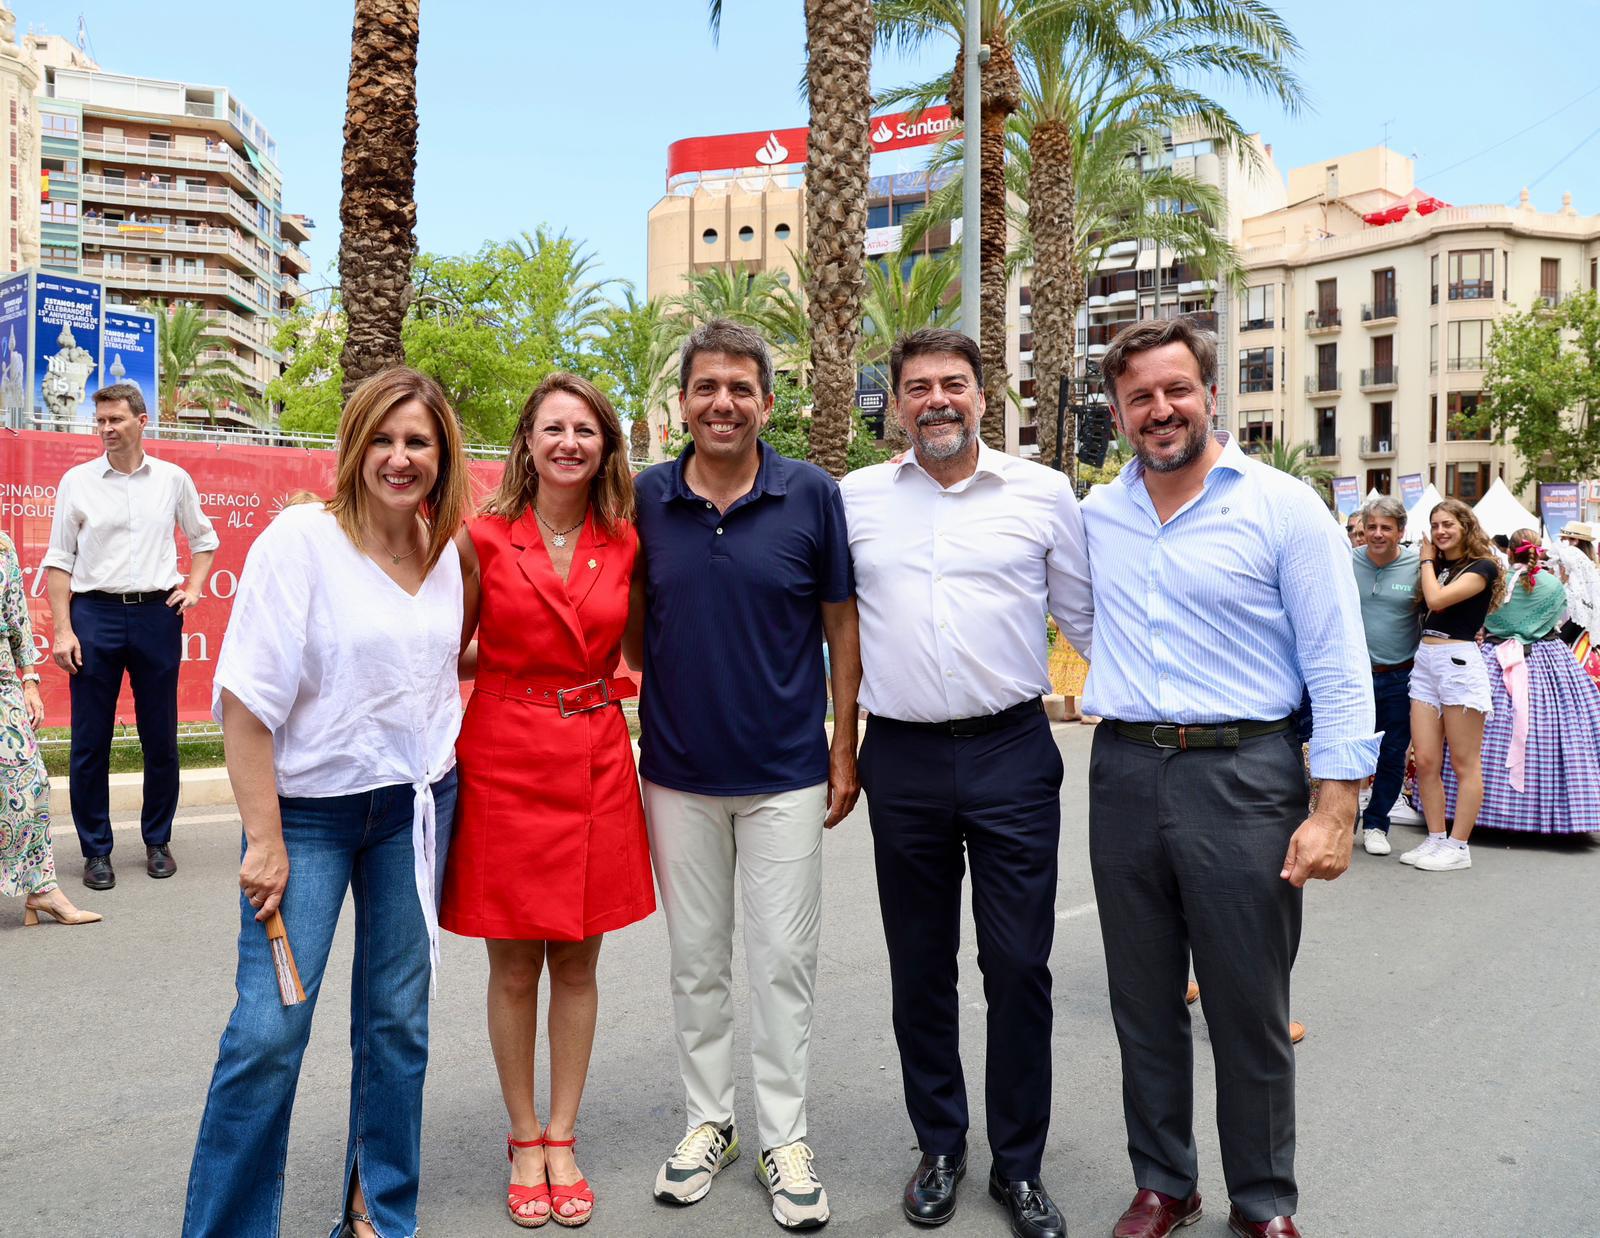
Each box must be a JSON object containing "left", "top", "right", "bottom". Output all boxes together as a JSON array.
[
  {"left": 755, "top": 133, "right": 790, "bottom": 165},
  {"left": 871, "top": 120, "right": 893, "bottom": 144}
]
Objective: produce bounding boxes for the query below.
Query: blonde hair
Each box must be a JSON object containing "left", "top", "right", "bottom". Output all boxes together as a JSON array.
[
  {"left": 481, "top": 372, "right": 636, "bottom": 534},
  {"left": 323, "top": 366, "right": 470, "bottom": 577}
]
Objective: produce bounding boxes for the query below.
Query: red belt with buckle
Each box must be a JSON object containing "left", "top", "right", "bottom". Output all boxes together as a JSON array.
[{"left": 475, "top": 672, "right": 637, "bottom": 717}]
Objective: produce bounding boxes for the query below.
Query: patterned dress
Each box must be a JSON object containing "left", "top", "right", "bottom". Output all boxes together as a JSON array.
[{"left": 0, "top": 532, "right": 56, "bottom": 897}]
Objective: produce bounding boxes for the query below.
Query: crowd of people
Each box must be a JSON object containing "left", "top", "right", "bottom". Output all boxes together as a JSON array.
[{"left": 1, "top": 315, "right": 1596, "bottom": 1238}]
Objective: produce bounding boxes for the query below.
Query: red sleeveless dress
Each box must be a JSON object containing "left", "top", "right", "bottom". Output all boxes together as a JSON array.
[{"left": 440, "top": 509, "right": 655, "bottom": 940}]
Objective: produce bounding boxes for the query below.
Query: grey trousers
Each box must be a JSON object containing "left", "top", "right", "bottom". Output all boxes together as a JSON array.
[{"left": 1088, "top": 724, "right": 1305, "bottom": 1223}]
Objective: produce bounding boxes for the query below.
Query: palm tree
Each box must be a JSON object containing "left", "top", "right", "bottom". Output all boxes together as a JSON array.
[
  {"left": 859, "top": 252, "right": 961, "bottom": 392},
  {"left": 1262, "top": 439, "right": 1332, "bottom": 496},
  {"left": 708, "top": 0, "right": 875, "bottom": 477},
  {"left": 1015, "top": 0, "right": 1303, "bottom": 468},
  {"left": 592, "top": 289, "right": 679, "bottom": 461},
  {"left": 338, "top": 0, "right": 420, "bottom": 392},
  {"left": 145, "top": 301, "right": 250, "bottom": 423},
  {"left": 877, "top": 0, "right": 1028, "bottom": 449},
  {"left": 668, "top": 266, "right": 788, "bottom": 336}
]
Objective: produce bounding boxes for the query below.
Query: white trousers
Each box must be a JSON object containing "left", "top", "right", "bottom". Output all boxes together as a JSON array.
[{"left": 642, "top": 779, "right": 826, "bottom": 1151}]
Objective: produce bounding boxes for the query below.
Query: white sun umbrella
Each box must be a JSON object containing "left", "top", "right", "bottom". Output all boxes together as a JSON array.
[
  {"left": 1403, "top": 483, "right": 1445, "bottom": 541},
  {"left": 1472, "top": 478, "right": 1541, "bottom": 538}
]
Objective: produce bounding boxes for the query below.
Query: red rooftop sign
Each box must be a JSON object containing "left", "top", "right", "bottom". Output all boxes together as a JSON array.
[{"left": 667, "top": 106, "right": 956, "bottom": 181}]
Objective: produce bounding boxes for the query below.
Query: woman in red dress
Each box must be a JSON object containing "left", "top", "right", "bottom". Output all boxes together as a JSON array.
[{"left": 441, "top": 373, "right": 655, "bottom": 1229}]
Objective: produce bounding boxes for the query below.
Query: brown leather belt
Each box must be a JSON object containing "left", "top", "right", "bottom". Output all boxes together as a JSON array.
[
  {"left": 1371, "top": 659, "right": 1414, "bottom": 674},
  {"left": 475, "top": 672, "right": 637, "bottom": 717},
  {"left": 1113, "top": 718, "right": 1292, "bottom": 750}
]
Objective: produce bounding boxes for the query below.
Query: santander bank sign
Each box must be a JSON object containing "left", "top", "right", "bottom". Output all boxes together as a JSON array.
[{"left": 667, "top": 106, "right": 957, "bottom": 182}]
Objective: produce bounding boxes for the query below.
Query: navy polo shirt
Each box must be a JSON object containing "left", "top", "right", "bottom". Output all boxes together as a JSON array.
[{"left": 635, "top": 440, "right": 854, "bottom": 796}]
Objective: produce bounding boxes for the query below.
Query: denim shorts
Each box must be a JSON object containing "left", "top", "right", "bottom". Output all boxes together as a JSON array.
[{"left": 1409, "top": 641, "right": 1494, "bottom": 717}]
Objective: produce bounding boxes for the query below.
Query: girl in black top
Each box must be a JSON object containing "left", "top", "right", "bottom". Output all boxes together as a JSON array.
[{"left": 1405, "top": 499, "right": 1504, "bottom": 872}]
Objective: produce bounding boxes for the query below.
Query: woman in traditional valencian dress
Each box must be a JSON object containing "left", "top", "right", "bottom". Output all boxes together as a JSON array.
[
  {"left": 0, "top": 530, "right": 99, "bottom": 926},
  {"left": 441, "top": 373, "right": 655, "bottom": 1229}
]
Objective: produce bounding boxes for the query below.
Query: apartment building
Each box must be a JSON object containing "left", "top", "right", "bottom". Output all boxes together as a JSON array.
[
  {"left": 24, "top": 32, "right": 311, "bottom": 427},
  {"left": 0, "top": 6, "right": 36, "bottom": 273},
  {"left": 1229, "top": 146, "right": 1600, "bottom": 501}
]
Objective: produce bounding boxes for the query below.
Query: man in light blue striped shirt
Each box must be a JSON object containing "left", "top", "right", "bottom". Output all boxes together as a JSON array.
[{"left": 1080, "top": 317, "right": 1377, "bottom": 1238}]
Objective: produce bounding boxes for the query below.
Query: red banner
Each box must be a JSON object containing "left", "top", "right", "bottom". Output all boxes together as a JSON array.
[
  {"left": 0, "top": 430, "right": 504, "bottom": 726},
  {"left": 666, "top": 106, "right": 957, "bottom": 180}
]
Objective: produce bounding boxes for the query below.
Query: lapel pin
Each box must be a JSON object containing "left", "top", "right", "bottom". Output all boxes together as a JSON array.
[{"left": 587, "top": 558, "right": 597, "bottom": 570}]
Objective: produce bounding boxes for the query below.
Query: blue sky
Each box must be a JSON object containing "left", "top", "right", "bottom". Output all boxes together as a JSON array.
[{"left": 26, "top": 1, "right": 1600, "bottom": 293}]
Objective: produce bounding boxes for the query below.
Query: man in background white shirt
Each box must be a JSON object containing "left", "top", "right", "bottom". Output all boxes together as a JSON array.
[
  {"left": 841, "top": 328, "right": 1092, "bottom": 1238},
  {"left": 42, "top": 383, "right": 218, "bottom": 890}
]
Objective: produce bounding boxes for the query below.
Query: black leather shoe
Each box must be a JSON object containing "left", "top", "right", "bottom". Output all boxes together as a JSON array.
[
  {"left": 83, "top": 855, "right": 115, "bottom": 890},
  {"left": 903, "top": 1142, "right": 967, "bottom": 1225},
  {"left": 146, "top": 844, "right": 177, "bottom": 879},
  {"left": 988, "top": 1169, "right": 1066, "bottom": 1238}
]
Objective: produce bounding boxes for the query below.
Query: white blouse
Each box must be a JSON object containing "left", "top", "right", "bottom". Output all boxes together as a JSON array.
[{"left": 213, "top": 502, "right": 463, "bottom": 984}]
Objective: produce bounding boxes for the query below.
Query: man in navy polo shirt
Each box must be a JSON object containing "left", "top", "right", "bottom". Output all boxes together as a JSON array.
[{"left": 626, "top": 318, "right": 860, "bottom": 1231}]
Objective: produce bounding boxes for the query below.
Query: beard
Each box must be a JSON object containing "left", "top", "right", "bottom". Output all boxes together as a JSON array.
[
  {"left": 1133, "top": 404, "right": 1214, "bottom": 474},
  {"left": 913, "top": 409, "right": 973, "bottom": 462}
]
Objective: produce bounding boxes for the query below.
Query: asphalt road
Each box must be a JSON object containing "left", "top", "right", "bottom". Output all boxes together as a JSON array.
[{"left": 3, "top": 724, "right": 1598, "bottom": 1238}]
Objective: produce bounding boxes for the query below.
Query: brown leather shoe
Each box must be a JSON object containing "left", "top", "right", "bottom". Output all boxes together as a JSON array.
[
  {"left": 1114, "top": 1188, "right": 1202, "bottom": 1237},
  {"left": 1289, "top": 1020, "right": 1306, "bottom": 1044},
  {"left": 1226, "top": 1206, "right": 1302, "bottom": 1237},
  {"left": 1184, "top": 981, "right": 1200, "bottom": 1005}
]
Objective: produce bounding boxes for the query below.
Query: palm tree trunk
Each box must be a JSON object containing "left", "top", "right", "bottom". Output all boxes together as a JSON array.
[
  {"left": 803, "top": 0, "right": 873, "bottom": 478},
  {"left": 629, "top": 412, "right": 651, "bottom": 462},
  {"left": 338, "top": 0, "right": 421, "bottom": 393},
  {"left": 1028, "top": 116, "right": 1077, "bottom": 475}
]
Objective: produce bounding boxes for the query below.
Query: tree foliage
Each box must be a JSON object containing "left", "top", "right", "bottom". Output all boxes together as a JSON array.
[
  {"left": 143, "top": 300, "right": 253, "bottom": 424},
  {"left": 267, "top": 305, "right": 345, "bottom": 435},
  {"left": 1477, "top": 290, "right": 1600, "bottom": 492},
  {"left": 593, "top": 289, "right": 679, "bottom": 461}
]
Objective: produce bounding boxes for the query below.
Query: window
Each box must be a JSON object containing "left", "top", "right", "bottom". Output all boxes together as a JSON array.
[
  {"left": 1239, "top": 347, "right": 1274, "bottom": 393},
  {"left": 1366, "top": 468, "right": 1392, "bottom": 495},
  {"left": 1241, "top": 285, "right": 1274, "bottom": 330},
  {"left": 737, "top": 225, "right": 754, "bottom": 242},
  {"left": 892, "top": 198, "right": 924, "bottom": 225},
  {"left": 42, "top": 200, "right": 78, "bottom": 222},
  {"left": 1591, "top": 257, "right": 1597, "bottom": 291},
  {"left": 1445, "top": 462, "right": 1490, "bottom": 501},
  {"left": 1313, "top": 278, "right": 1337, "bottom": 327},
  {"left": 41, "top": 112, "right": 79, "bottom": 135},
  {"left": 1446, "top": 391, "right": 1490, "bottom": 441},
  {"left": 1448, "top": 249, "right": 1493, "bottom": 299},
  {"left": 1540, "top": 257, "right": 1560, "bottom": 305},
  {"left": 1448, "top": 320, "right": 1490, "bottom": 370},
  {"left": 774, "top": 222, "right": 791, "bottom": 241},
  {"left": 40, "top": 245, "right": 75, "bottom": 265},
  {"left": 700, "top": 228, "right": 718, "bottom": 245},
  {"left": 1369, "top": 402, "right": 1393, "bottom": 450},
  {"left": 1315, "top": 407, "right": 1337, "bottom": 456},
  {"left": 1366, "top": 334, "right": 1395, "bottom": 386},
  {"left": 1369, "top": 267, "right": 1396, "bottom": 319},
  {"left": 1430, "top": 395, "right": 1437, "bottom": 444},
  {"left": 1240, "top": 414, "right": 1273, "bottom": 450},
  {"left": 1430, "top": 254, "right": 1439, "bottom": 305},
  {"left": 866, "top": 203, "right": 890, "bottom": 229},
  {"left": 147, "top": 130, "right": 171, "bottom": 147},
  {"left": 1315, "top": 342, "right": 1337, "bottom": 390}
]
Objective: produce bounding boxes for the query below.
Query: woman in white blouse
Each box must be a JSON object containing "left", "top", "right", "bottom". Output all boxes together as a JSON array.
[{"left": 182, "top": 367, "right": 472, "bottom": 1238}]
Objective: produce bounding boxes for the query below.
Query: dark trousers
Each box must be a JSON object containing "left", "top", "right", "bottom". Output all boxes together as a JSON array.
[
  {"left": 860, "top": 708, "right": 1064, "bottom": 1180},
  {"left": 1088, "top": 725, "right": 1305, "bottom": 1223},
  {"left": 1363, "top": 667, "right": 1413, "bottom": 833},
  {"left": 68, "top": 594, "right": 183, "bottom": 857}
]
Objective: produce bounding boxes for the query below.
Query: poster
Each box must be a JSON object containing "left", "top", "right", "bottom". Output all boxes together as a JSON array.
[
  {"left": 1397, "top": 472, "right": 1425, "bottom": 508},
  {"left": 1539, "top": 482, "right": 1580, "bottom": 537},
  {"left": 101, "top": 307, "right": 160, "bottom": 432},
  {"left": 0, "top": 271, "right": 30, "bottom": 428},
  {"left": 30, "top": 271, "right": 101, "bottom": 425},
  {"left": 0, "top": 430, "right": 508, "bottom": 723},
  {"left": 1330, "top": 476, "right": 1360, "bottom": 517}
]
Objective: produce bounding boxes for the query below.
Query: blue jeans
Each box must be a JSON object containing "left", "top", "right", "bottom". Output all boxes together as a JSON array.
[
  {"left": 1364, "top": 668, "right": 1412, "bottom": 833},
  {"left": 182, "top": 770, "right": 457, "bottom": 1238}
]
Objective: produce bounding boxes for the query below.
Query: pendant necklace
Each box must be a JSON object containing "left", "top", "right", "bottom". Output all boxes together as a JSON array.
[
  {"left": 369, "top": 526, "right": 418, "bottom": 564},
  {"left": 535, "top": 505, "right": 586, "bottom": 549}
]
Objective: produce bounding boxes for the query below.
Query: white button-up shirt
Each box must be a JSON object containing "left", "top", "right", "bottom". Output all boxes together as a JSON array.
[
  {"left": 1080, "top": 432, "right": 1378, "bottom": 780},
  {"left": 841, "top": 443, "right": 1094, "bottom": 723},
  {"left": 41, "top": 453, "right": 220, "bottom": 592}
]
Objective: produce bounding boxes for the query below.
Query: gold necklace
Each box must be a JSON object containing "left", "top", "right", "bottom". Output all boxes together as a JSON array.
[{"left": 368, "top": 525, "right": 418, "bottom": 564}]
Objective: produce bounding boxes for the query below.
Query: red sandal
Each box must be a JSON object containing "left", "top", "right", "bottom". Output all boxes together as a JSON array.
[
  {"left": 542, "top": 1129, "right": 594, "bottom": 1228},
  {"left": 507, "top": 1134, "right": 551, "bottom": 1229}
]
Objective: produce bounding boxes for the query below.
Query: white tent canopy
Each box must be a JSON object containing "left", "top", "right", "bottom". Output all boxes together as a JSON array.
[
  {"left": 1365, "top": 487, "right": 1384, "bottom": 502},
  {"left": 1403, "top": 483, "right": 1445, "bottom": 540},
  {"left": 1472, "top": 478, "right": 1541, "bottom": 538}
]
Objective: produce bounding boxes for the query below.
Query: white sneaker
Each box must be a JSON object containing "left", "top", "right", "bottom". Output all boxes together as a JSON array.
[
  {"left": 1414, "top": 843, "right": 1471, "bottom": 872},
  {"left": 1362, "top": 829, "right": 1393, "bottom": 856},
  {"left": 1388, "top": 795, "right": 1425, "bottom": 825},
  {"left": 654, "top": 1120, "right": 738, "bottom": 1205},
  {"left": 756, "top": 1141, "right": 830, "bottom": 1229},
  {"left": 1358, "top": 785, "right": 1373, "bottom": 812},
  {"left": 1398, "top": 836, "right": 1445, "bottom": 866}
]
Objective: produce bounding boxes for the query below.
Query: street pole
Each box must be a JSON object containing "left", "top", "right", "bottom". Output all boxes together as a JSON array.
[{"left": 960, "top": 3, "right": 981, "bottom": 343}]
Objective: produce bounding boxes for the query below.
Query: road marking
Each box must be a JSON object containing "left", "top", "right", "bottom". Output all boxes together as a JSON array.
[
  {"left": 1057, "top": 900, "right": 1098, "bottom": 922},
  {"left": 50, "top": 810, "right": 240, "bottom": 840}
]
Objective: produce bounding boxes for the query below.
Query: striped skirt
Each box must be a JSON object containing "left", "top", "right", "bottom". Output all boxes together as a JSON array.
[{"left": 1440, "top": 639, "right": 1600, "bottom": 834}]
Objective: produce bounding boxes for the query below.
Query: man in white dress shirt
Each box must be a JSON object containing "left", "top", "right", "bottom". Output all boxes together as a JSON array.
[
  {"left": 840, "top": 328, "right": 1092, "bottom": 1238},
  {"left": 43, "top": 383, "right": 218, "bottom": 890}
]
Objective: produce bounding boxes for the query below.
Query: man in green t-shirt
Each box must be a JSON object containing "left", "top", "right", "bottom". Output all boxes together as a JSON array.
[{"left": 1350, "top": 496, "right": 1422, "bottom": 854}]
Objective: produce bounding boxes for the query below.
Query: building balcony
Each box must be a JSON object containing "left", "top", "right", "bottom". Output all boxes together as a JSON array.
[
  {"left": 1536, "top": 289, "right": 1564, "bottom": 308},
  {"left": 1106, "top": 289, "right": 1137, "bottom": 306},
  {"left": 81, "top": 258, "right": 268, "bottom": 313},
  {"left": 281, "top": 241, "right": 312, "bottom": 275},
  {"left": 202, "top": 308, "right": 280, "bottom": 359},
  {"left": 1239, "top": 377, "right": 1275, "bottom": 395},
  {"left": 1448, "top": 356, "right": 1486, "bottom": 372},
  {"left": 1306, "top": 438, "right": 1341, "bottom": 460},
  {"left": 1239, "top": 316, "right": 1276, "bottom": 333},
  {"left": 81, "top": 132, "right": 273, "bottom": 202},
  {"left": 80, "top": 220, "right": 275, "bottom": 284},
  {"left": 1305, "top": 372, "right": 1342, "bottom": 396},
  {"left": 1448, "top": 281, "right": 1495, "bottom": 301},
  {"left": 1360, "top": 434, "right": 1398, "bottom": 458},
  {"left": 281, "top": 214, "right": 314, "bottom": 245},
  {"left": 196, "top": 348, "right": 265, "bottom": 392},
  {"left": 1305, "top": 308, "right": 1341, "bottom": 333},
  {"left": 1361, "top": 299, "right": 1398, "bottom": 324},
  {"left": 79, "top": 175, "right": 266, "bottom": 241},
  {"left": 1359, "top": 365, "right": 1399, "bottom": 391}
]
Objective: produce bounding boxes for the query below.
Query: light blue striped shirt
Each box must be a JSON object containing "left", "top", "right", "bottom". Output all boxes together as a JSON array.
[{"left": 1081, "top": 433, "right": 1379, "bottom": 780}]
